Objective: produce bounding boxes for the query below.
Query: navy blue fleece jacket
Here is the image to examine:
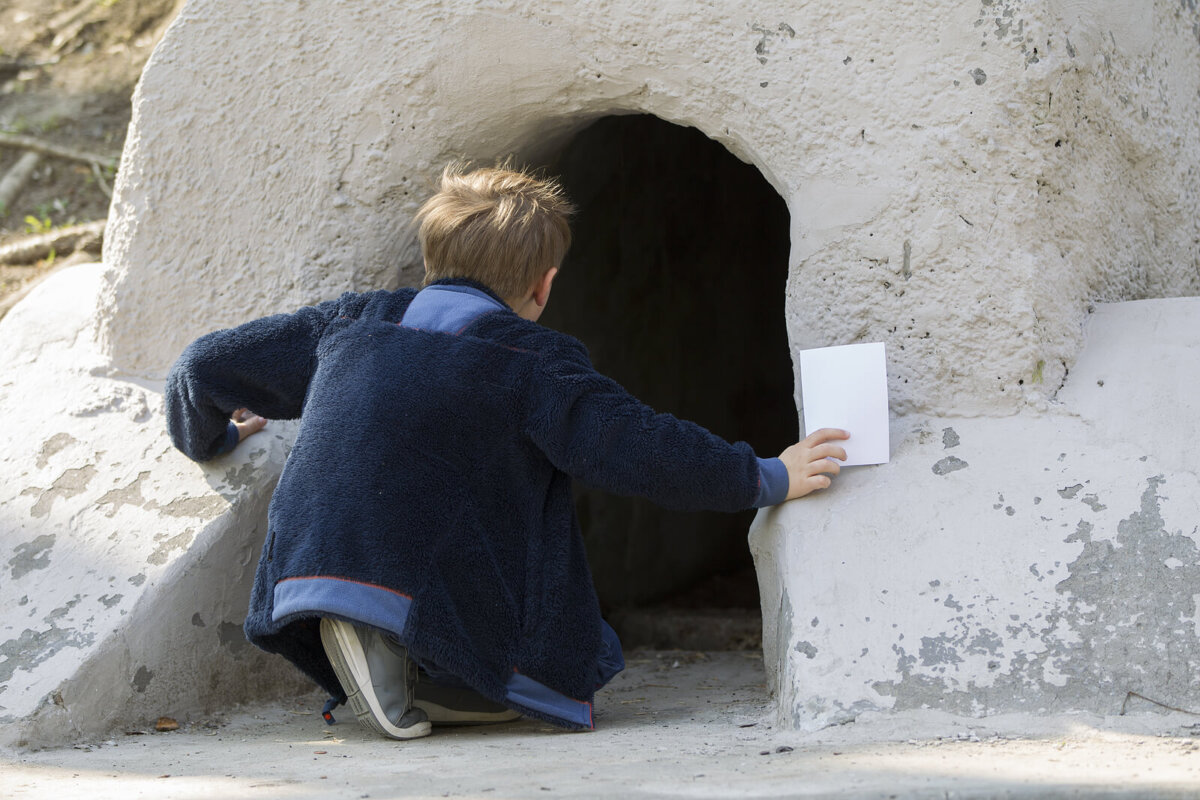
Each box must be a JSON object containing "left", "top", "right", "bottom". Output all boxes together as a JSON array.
[{"left": 165, "top": 279, "right": 787, "bottom": 729}]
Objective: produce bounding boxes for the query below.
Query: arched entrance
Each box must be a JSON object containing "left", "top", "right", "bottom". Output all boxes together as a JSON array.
[{"left": 539, "top": 114, "right": 796, "bottom": 649}]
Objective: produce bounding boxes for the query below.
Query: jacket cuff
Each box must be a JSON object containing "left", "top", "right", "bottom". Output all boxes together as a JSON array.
[
  {"left": 753, "top": 457, "right": 789, "bottom": 508},
  {"left": 214, "top": 421, "right": 240, "bottom": 456}
]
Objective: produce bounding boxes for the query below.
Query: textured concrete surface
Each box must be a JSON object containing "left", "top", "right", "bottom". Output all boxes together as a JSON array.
[
  {"left": 0, "top": 264, "right": 307, "bottom": 748},
  {"left": 99, "top": 0, "right": 1200, "bottom": 416},
  {"left": 6, "top": 652, "right": 1200, "bottom": 800},
  {"left": 751, "top": 298, "right": 1200, "bottom": 730}
]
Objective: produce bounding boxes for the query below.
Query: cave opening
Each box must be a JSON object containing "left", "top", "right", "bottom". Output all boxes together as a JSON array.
[{"left": 539, "top": 114, "right": 796, "bottom": 650}]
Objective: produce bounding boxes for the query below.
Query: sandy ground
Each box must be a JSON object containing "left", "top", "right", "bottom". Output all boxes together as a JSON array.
[{"left": 4, "top": 651, "right": 1200, "bottom": 800}]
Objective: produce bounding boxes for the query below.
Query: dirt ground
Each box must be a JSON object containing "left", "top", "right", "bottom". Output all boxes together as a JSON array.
[
  {"left": 5, "top": 651, "right": 1200, "bottom": 799},
  {"left": 0, "top": 0, "right": 179, "bottom": 307}
]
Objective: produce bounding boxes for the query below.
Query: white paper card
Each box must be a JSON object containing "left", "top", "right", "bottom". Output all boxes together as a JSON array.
[{"left": 799, "top": 342, "right": 889, "bottom": 466}]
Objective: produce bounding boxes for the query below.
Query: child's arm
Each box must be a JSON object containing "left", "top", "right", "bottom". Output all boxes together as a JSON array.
[
  {"left": 528, "top": 342, "right": 847, "bottom": 512},
  {"left": 165, "top": 298, "right": 347, "bottom": 462}
]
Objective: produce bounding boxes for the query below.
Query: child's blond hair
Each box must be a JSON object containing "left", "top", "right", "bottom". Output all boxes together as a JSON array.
[{"left": 416, "top": 163, "right": 576, "bottom": 304}]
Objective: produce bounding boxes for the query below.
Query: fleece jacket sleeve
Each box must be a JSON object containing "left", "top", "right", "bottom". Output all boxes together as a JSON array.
[
  {"left": 754, "top": 457, "right": 790, "bottom": 507},
  {"left": 527, "top": 339, "right": 762, "bottom": 513},
  {"left": 164, "top": 294, "right": 357, "bottom": 462}
]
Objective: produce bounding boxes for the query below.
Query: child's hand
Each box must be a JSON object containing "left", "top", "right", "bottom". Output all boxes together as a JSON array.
[
  {"left": 778, "top": 428, "right": 849, "bottom": 500},
  {"left": 231, "top": 408, "right": 268, "bottom": 442}
]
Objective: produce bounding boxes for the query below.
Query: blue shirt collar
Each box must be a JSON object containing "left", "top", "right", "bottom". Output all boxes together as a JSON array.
[{"left": 400, "top": 281, "right": 509, "bottom": 334}]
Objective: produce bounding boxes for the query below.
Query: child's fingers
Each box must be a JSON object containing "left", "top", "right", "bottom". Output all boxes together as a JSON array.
[
  {"left": 807, "top": 456, "right": 841, "bottom": 477},
  {"left": 809, "top": 443, "right": 848, "bottom": 463},
  {"left": 803, "top": 427, "right": 849, "bottom": 446},
  {"left": 235, "top": 414, "right": 268, "bottom": 442},
  {"left": 795, "top": 473, "right": 833, "bottom": 497}
]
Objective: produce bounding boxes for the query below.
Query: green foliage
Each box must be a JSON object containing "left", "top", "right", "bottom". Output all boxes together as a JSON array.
[{"left": 24, "top": 215, "right": 53, "bottom": 235}]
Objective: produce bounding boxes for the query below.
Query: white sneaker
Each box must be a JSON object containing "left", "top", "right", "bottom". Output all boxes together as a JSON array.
[{"left": 319, "top": 618, "right": 431, "bottom": 740}]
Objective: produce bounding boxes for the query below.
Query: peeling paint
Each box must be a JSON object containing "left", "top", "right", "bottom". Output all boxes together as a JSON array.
[
  {"left": 160, "top": 495, "right": 227, "bottom": 519},
  {"left": 942, "top": 428, "right": 960, "bottom": 449},
  {"left": 874, "top": 475, "right": 1200, "bottom": 716},
  {"left": 35, "top": 433, "right": 77, "bottom": 469},
  {"left": 94, "top": 471, "right": 150, "bottom": 516},
  {"left": 96, "top": 472, "right": 226, "bottom": 519},
  {"left": 28, "top": 466, "right": 97, "bottom": 517},
  {"left": 131, "top": 666, "right": 153, "bottom": 693},
  {"left": 932, "top": 456, "right": 969, "bottom": 475},
  {"left": 217, "top": 621, "right": 250, "bottom": 655},
  {"left": 220, "top": 462, "right": 258, "bottom": 495},
  {"left": 9, "top": 534, "right": 55, "bottom": 579},
  {"left": 0, "top": 627, "right": 96, "bottom": 684},
  {"left": 147, "top": 529, "right": 195, "bottom": 566},
  {"left": 44, "top": 595, "right": 82, "bottom": 623},
  {"left": 919, "top": 635, "right": 964, "bottom": 667}
]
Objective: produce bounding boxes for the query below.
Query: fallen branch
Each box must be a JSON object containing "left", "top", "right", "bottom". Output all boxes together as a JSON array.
[
  {"left": 0, "top": 220, "right": 104, "bottom": 266},
  {"left": 1121, "top": 690, "right": 1200, "bottom": 717},
  {"left": 0, "top": 131, "right": 118, "bottom": 170},
  {"left": 90, "top": 161, "right": 112, "bottom": 198},
  {"left": 0, "top": 152, "right": 41, "bottom": 216}
]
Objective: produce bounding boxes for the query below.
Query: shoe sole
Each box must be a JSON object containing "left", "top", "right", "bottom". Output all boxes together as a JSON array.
[
  {"left": 320, "top": 618, "right": 432, "bottom": 740},
  {"left": 413, "top": 699, "right": 521, "bottom": 726}
]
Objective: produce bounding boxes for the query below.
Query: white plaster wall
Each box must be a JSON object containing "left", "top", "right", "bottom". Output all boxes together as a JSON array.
[
  {"left": 99, "top": 0, "right": 1200, "bottom": 415},
  {"left": 0, "top": 266, "right": 307, "bottom": 747},
  {"left": 752, "top": 297, "right": 1200, "bottom": 729}
]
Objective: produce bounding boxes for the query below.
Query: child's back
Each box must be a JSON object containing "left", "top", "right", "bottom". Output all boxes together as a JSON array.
[{"left": 166, "top": 164, "right": 848, "bottom": 739}]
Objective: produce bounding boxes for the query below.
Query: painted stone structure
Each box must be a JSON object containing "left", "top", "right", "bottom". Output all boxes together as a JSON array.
[
  {"left": 752, "top": 298, "right": 1200, "bottom": 727},
  {"left": 1, "top": 0, "right": 1198, "bottom": 743}
]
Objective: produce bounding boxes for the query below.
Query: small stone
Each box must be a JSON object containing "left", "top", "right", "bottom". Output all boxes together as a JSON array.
[{"left": 155, "top": 716, "right": 179, "bottom": 732}]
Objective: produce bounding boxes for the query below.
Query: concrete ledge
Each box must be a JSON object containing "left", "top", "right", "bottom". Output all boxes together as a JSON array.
[
  {"left": 752, "top": 298, "right": 1200, "bottom": 729},
  {"left": 0, "top": 264, "right": 308, "bottom": 748}
]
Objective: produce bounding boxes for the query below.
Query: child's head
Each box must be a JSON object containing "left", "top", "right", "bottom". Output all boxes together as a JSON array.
[{"left": 416, "top": 163, "right": 576, "bottom": 305}]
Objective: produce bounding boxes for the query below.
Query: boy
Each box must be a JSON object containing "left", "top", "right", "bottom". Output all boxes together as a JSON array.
[{"left": 166, "top": 164, "right": 848, "bottom": 740}]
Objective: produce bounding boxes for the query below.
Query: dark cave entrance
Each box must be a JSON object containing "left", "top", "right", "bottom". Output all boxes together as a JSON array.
[{"left": 539, "top": 114, "right": 796, "bottom": 650}]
